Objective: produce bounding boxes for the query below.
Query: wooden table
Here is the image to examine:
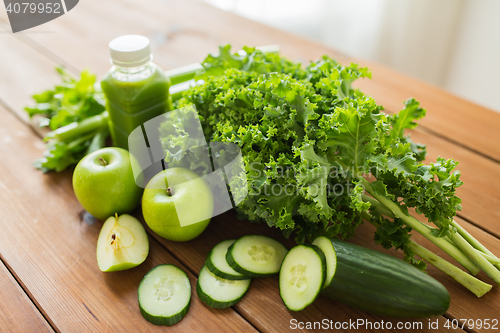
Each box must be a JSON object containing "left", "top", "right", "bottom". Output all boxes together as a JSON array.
[{"left": 0, "top": 0, "right": 499, "bottom": 332}]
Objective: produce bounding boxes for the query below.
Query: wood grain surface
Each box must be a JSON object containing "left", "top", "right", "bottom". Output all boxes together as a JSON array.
[
  {"left": 0, "top": 260, "right": 53, "bottom": 332},
  {"left": 0, "top": 0, "right": 499, "bottom": 332}
]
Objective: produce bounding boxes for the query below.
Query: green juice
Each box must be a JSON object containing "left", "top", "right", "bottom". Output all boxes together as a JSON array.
[{"left": 101, "top": 64, "right": 171, "bottom": 150}]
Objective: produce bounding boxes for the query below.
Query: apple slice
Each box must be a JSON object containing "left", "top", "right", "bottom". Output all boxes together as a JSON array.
[{"left": 97, "top": 214, "right": 149, "bottom": 272}]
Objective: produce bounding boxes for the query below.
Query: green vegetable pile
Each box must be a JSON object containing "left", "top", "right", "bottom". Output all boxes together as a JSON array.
[
  {"left": 164, "top": 45, "right": 500, "bottom": 296},
  {"left": 26, "top": 45, "right": 500, "bottom": 297}
]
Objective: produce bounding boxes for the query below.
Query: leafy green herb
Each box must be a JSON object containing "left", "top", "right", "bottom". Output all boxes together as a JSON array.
[
  {"left": 25, "top": 67, "right": 108, "bottom": 172},
  {"left": 25, "top": 67, "right": 105, "bottom": 129}
]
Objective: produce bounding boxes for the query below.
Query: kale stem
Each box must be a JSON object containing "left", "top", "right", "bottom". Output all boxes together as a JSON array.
[
  {"left": 363, "top": 179, "right": 500, "bottom": 281},
  {"left": 362, "top": 211, "right": 491, "bottom": 297},
  {"left": 451, "top": 219, "right": 500, "bottom": 271},
  {"left": 361, "top": 178, "right": 480, "bottom": 275},
  {"left": 407, "top": 240, "right": 492, "bottom": 297},
  {"left": 449, "top": 232, "right": 500, "bottom": 285},
  {"left": 479, "top": 251, "right": 500, "bottom": 265}
]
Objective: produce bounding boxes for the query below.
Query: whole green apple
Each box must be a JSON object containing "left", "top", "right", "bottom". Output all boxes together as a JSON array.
[
  {"left": 142, "top": 168, "right": 213, "bottom": 242},
  {"left": 73, "top": 147, "right": 143, "bottom": 220}
]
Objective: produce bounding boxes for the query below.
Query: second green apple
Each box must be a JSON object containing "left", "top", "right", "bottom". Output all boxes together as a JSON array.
[{"left": 142, "top": 168, "right": 213, "bottom": 242}]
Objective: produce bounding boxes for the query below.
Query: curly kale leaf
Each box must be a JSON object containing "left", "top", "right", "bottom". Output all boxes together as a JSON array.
[
  {"left": 388, "top": 98, "right": 427, "bottom": 161},
  {"left": 198, "top": 45, "right": 306, "bottom": 80},
  {"left": 170, "top": 67, "right": 371, "bottom": 242},
  {"left": 168, "top": 48, "right": 463, "bottom": 251}
]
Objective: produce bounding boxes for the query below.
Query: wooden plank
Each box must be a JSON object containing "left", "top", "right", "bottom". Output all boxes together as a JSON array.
[
  {"left": 0, "top": 30, "right": 63, "bottom": 122},
  {"left": 0, "top": 103, "right": 256, "bottom": 332},
  {"left": 0, "top": 34, "right": 464, "bottom": 333},
  {"left": 0, "top": 260, "right": 54, "bottom": 333},
  {"left": 0, "top": 2, "right": 498, "bottom": 331}
]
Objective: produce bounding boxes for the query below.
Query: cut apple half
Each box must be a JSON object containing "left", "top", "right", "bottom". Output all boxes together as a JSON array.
[{"left": 97, "top": 214, "right": 149, "bottom": 272}]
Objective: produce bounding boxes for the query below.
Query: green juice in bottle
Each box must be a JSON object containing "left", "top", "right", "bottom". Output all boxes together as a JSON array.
[{"left": 101, "top": 35, "right": 171, "bottom": 150}]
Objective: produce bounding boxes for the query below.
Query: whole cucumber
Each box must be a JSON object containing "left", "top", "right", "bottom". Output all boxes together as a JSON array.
[{"left": 321, "top": 239, "right": 450, "bottom": 318}]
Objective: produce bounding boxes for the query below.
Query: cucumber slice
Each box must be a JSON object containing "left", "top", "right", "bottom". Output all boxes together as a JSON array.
[
  {"left": 197, "top": 264, "right": 251, "bottom": 308},
  {"left": 279, "top": 244, "right": 326, "bottom": 311},
  {"left": 312, "top": 236, "right": 337, "bottom": 288},
  {"left": 138, "top": 264, "right": 191, "bottom": 326},
  {"left": 205, "top": 240, "right": 248, "bottom": 280},
  {"left": 226, "top": 235, "right": 288, "bottom": 277}
]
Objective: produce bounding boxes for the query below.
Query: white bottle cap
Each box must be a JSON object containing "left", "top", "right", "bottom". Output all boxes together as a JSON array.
[{"left": 109, "top": 35, "right": 151, "bottom": 68}]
